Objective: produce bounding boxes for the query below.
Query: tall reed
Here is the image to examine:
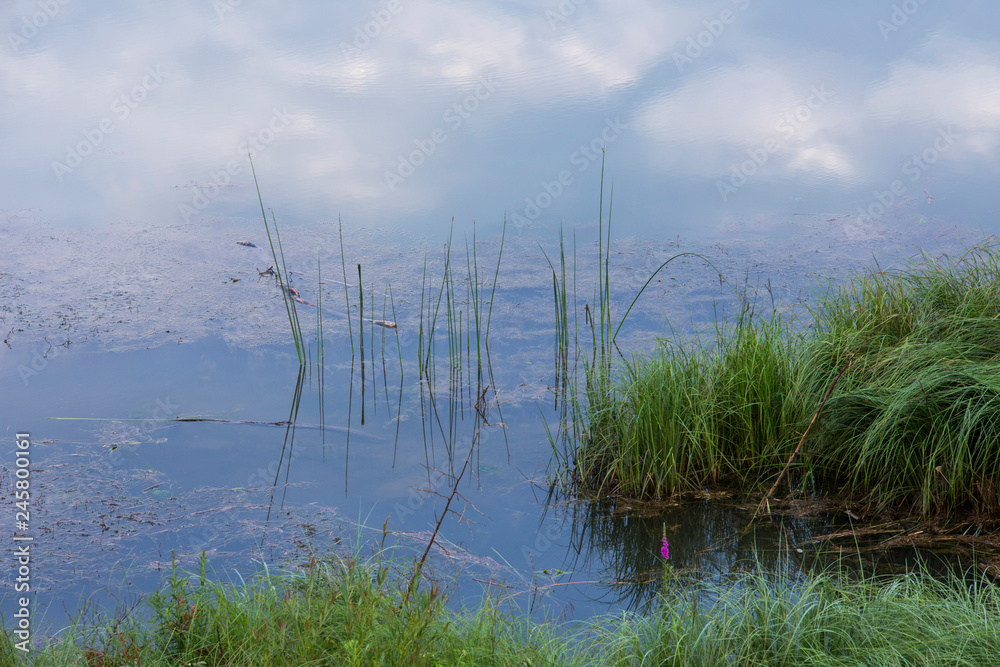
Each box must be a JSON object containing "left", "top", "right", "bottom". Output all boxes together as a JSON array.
[
  {"left": 413, "top": 220, "right": 507, "bottom": 465},
  {"left": 338, "top": 216, "right": 355, "bottom": 359},
  {"left": 248, "top": 155, "right": 304, "bottom": 364},
  {"left": 317, "top": 251, "right": 325, "bottom": 441},
  {"left": 547, "top": 152, "right": 734, "bottom": 495}
]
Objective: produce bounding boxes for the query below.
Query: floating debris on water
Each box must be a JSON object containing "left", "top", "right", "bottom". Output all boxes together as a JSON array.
[{"left": 282, "top": 284, "right": 316, "bottom": 307}]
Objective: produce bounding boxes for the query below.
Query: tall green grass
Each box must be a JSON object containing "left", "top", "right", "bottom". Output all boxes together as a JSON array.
[
  {"left": 415, "top": 220, "right": 508, "bottom": 468},
  {"left": 20, "top": 553, "right": 565, "bottom": 666},
  {"left": 575, "top": 238, "right": 1000, "bottom": 516},
  {"left": 798, "top": 243, "right": 1000, "bottom": 514},
  {"left": 15, "top": 552, "right": 1000, "bottom": 666},
  {"left": 540, "top": 227, "right": 582, "bottom": 474},
  {"left": 595, "top": 565, "right": 1000, "bottom": 666},
  {"left": 580, "top": 309, "right": 799, "bottom": 499},
  {"left": 540, "top": 152, "right": 739, "bottom": 496}
]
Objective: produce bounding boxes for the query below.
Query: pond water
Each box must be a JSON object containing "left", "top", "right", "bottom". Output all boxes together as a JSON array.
[{"left": 2, "top": 0, "right": 1000, "bottom": 637}]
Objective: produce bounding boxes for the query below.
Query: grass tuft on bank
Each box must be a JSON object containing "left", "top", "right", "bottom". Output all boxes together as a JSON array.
[
  {"left": 577, "top": 241, "right": 1000, "bottom": 515},
  {"left": 15, "top": 554, "right": 570, "bottom": 666},
  {"left": 598, "top": 566, "right": 1000, "bottom": 666}
]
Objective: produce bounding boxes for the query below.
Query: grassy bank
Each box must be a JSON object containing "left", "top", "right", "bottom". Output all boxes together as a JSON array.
[
  {"left": 8, "top": 554, "right": 1000, "bottom": 666},
  {"left": 577, "top": 241, "right": 1000, "bottom": 515},
  {"left": 10, "top": 555, "right": 566, "bottom": 666},
  {"left": 604, "top": 565, "right": 1000, "bottom": 666}
]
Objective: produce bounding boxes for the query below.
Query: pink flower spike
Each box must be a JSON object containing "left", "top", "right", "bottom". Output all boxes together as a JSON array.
[{"left": 661, "top": 538, "right": 670, "bottom": 560}]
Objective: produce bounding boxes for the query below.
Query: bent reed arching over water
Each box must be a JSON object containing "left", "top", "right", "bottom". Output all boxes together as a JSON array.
[{"left": 576, "top": 240, "right": 1000, "bottom": 517}]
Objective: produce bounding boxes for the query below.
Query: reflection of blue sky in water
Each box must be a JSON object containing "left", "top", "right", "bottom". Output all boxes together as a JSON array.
[{"left": 2, "top": 1, "right": 998, "bottom": 239}]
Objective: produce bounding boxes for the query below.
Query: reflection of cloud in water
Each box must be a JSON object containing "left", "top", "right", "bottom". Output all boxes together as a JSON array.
[
  {"left": 1, "top": 2, "right": 998, "bottom": 238},
  {"left": 635, "top": 61, "right": 857, "bottom": 181},
  {"left": 269, "top": 0, "right": 692, "bottom": 97},
  {"left": 0, "top": 1, "right": 696, "bottom": 225},
  {"left": 635, "top": 30, "right": 1000, "bottom": 194},
  {"left": 865, "top": 35, "right": 1000, "bottom": 158}
]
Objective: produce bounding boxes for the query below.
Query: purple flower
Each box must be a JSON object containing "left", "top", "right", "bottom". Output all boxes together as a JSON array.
[{"left": 661, "top": 538, "right": 670, "bottom": 560}]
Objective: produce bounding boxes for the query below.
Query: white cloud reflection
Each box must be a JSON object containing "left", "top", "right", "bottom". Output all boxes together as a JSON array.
[
  {"left": 635, "top": 60, "right": 858, "bottom": 180},
  {"left": 866, "top": 36, "right": 1000, "bottom": 158},
  {"left": 1, "top": 1, "right": 999, "bottom": 233},
  {"left": 634, "top": 26, "right": 1000, "bottom": 194}
]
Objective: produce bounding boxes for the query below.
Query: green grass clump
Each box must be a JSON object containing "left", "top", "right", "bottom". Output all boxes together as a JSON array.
[
  {"left": 802, "top": 243, "right": 1000, "bottom": 514},
  {"left": 580, "top": 310, "right": 800, "bottom": 499},
  {"left": 578, "top": 240, "right": 1000, "bottom": 515}
]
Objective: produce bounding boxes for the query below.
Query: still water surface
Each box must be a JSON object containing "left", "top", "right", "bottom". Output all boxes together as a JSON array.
[{"left": 2, "top": 0, "right": 999, "bottom": 635}]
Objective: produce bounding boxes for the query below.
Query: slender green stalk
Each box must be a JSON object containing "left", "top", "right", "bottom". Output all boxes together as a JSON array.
[
  {"left": 317, "top": 252, "right": 325, "bottom": 442},
  {"left": 248, "top": 154, "right": 303, "bottom": 364},
  {"left": 370, "top": 283, "right": 376, "bottom": 415},
  {"left": 270, "top": 209, "right": 305, "bottom": 356},
  {"left": 466, "top": 229, "right": 480, "bottom": 385},
  {"left": 358, "top": 263, "right": 365, "bottom": 426},
  {"left": 423, "top": 231, "right": 454, "bottom": 387},
  {"left": 339, "top": 216, "right": 354, "bottom": 359},
  {"left": 482, "top": 216, "right": 507, "bottom": 376},
  {"left": 418, "top": 252, "right": 428, "bottom": 379},
  {"left": 380, "top": 284, "right": 390, "bottom": 410},
  {"left": 610, "top": 252, "right": 732, "bottom": 346},
  {"left": 388, "top": 282, "right": 402, "bottom": 373}
]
